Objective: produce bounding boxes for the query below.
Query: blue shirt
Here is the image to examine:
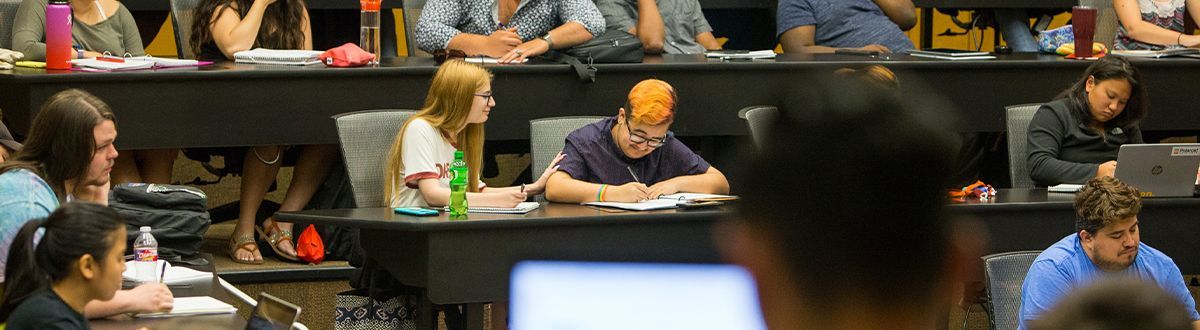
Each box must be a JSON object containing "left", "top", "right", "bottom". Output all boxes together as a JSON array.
[
  {"left": 557, "top": 117, "right": 710, "bottom": 186},
  {"left": 1018, "top": 234, "right": 1200, "bottom": 329},
  {"left": 0, "top": 169, "right": 58, "bottom": 283},
  {"left": 776, "top": 0, "right": 914, "bottom": 53}
]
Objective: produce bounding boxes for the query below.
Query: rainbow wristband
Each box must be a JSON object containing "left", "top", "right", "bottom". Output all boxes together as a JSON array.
[{"left": 597, "top": 184, "right": 608, "bottom": 202}]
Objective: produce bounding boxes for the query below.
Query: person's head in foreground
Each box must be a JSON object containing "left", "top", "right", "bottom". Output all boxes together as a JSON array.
[
  {"left": 1074, "top": 176, "right": 1142, "bottom": 272},
  {"left": 0, "top": 202, "right": 127, "bottom": 327},
  {"left": 1030, "top": 277, "right": 1193, "bottom": 330},
  {"left": 723, "top": 76, "right": 969, "bottom": 329}
]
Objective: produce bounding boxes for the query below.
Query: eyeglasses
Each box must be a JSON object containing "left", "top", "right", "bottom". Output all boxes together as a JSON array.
[
  {"left": 433, "top": 49, "right": 467, "bottom": 65},
  {"left": 474, "top": 92, "right": 493, "bottom": 103},
  {"left": 624, "top": 116, "right": 669, "bottom": 148}
]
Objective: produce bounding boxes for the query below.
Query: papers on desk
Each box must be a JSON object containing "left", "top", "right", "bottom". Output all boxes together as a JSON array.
[
  {"left": 443, "top": 202, "right": 541, "bottom": 214},
  {"left": 234, "top": 48, "right": 323, "bottom": 65},
  {"left": 658, "top": 193, "right": 738, "bottom": 202},
  {"left": 135, "top": 296, "right": 237, "bottom": 318},
  {"left": 705, "top": 50, "right": 776, "bottom": 60},
  {"left": 585, "top": 199, "right": 681, "bottom": 211},
  {"left": 1111, "top": 48, "right": 1200, "bottom": 58},
  {"left": 121, "top": 260, "right": 213, "bottom": 284},
  {"left": 70, "top": 56, "right": 209, "bottom": 72},
  {"left": 465, "top": 56, "right": 528, "bottom": 64},
  {"left": 1048, "top": 184, "right": 1084, "bottom": 193}
]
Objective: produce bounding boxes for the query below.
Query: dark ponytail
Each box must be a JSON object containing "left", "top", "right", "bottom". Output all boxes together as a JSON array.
[{"left": 0, "top": 202, "right": 125, "bottom": 322}]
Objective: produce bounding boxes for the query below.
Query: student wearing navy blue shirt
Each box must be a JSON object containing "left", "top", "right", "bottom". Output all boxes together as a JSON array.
[
  {"left": 1019, "top": 177, "right": 1200, "bottom": 329},
  {"left": 777, "top": 0, "right": 916, "bottom": 54},
  {"left": 545, "top": 79, "right": 729, "bottom": 203}
]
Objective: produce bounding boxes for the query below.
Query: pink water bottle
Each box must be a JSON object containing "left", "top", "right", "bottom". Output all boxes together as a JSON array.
[{"left": 45, "top": 0, "right": 72, "bottom": 70}]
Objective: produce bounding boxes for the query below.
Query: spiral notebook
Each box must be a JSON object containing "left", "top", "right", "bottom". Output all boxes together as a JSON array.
[
  {"left": 233, "top": 48, "right": 323, "bottom": 65},
  {"left": 441, "top": 202, "right": 541, "bottom": 214}
]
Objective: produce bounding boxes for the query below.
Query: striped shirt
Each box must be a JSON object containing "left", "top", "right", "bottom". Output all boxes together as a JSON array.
[{"left": 415, "top": 0, "right": 605, "bottom": 53}]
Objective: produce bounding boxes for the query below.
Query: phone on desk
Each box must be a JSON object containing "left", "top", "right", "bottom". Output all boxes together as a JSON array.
[
  {"left": 246, "top": 293, "right": 301, "bottom": 330},
  {"left": 707, "top": 49, "right": 751, "bottom": 55},
  {"left": 678, "top": 200, "right": 723, "bottom": 210},
  {"left": 395, "top": 207, "right": 439, "bottom": 216}
]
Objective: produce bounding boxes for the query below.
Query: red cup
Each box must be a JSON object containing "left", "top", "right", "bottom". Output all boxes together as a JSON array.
[{"left": 1073, "top": 6, "right": 1097, "bottom": 57}]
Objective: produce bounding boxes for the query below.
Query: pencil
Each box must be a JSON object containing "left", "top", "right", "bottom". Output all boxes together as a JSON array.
[{"left": 159, "top": 261, "right": 166, "bottom": 284}]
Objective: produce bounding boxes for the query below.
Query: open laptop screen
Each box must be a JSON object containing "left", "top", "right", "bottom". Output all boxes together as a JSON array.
[{"left": 510, "top": 261, "right": 766, "bottom": 330}]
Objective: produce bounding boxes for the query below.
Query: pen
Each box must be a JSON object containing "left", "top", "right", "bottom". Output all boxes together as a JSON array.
[
  {"left": 520, "top": 183, "right": 526, "bottom": 193},
  {"left": 627, "top": 166, "right": 641, "bottom": 183},
  {"left": 158, "top": 261, "right": 166, "bottom": 284}
]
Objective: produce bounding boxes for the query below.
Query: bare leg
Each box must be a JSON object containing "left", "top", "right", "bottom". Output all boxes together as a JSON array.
[
  {"left": 232, "top": 146, "right": 283, "bottom": 263},
  {"left": 265, "top": 144, "right": 338, "bottom": 259},
  {"left": 111, "top": 151, "right": 142, "bottom": 184},
  {"left": 136, "top": 149, "right": 179, "bottom": 184}
]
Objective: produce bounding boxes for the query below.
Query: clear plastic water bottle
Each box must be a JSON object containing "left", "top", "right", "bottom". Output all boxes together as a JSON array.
[
  {"left": 133, "top": 226, "right": 159, "bottom": 284},
  {"left": 44, "top": 0, "right": 72, "bottom": 70},
  {"left": 359, "top": 0, "right": 382, "bottom": 64},
  {"left": 449, "top": 150, "right": 468, "bottom": 219}
]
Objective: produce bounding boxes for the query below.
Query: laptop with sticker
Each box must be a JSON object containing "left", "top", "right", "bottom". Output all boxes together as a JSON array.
[{"left": 1114, "top": 143, "right": 1200, "bottom": 197}]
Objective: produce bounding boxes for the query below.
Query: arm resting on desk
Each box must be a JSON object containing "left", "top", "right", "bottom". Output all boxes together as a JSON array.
[
  {"left": 646, "top": 167, "right": 729, "bottom": 198},
  {"left": 629, "top": 0, "right": 667, "bottom": 53},
  {"left": 84, "top": 283, "right": 173, "bottom": 318},
  {"left": 208, "top": 1, "right": 312, "bottom": 59},
  {"left": 416, "top": 178, "right": 526, "bottom": 208},
  {"left": 780, "top": 26, "right": 890, "bottom": 54},
  {"left": 1114, "top": 0, "right": 1200, "bottom": 47}
]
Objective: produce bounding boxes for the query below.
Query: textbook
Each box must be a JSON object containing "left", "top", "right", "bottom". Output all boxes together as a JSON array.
[
  {"left": 234, "top": 48, "right": 323, "bottom": 65},
  {"left": 136, "top": 296, "right": 237, "bottom": 318},
  {"left": 1111, "top": 48, "right": 1200, "bottom": 58},
  {"left": 441, "top": 201, "right": 541, "bottom": 214}
]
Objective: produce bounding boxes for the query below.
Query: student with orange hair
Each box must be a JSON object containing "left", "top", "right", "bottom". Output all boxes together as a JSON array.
[{"left": 546, "top": 79, "right": 729, "bottom": 203}]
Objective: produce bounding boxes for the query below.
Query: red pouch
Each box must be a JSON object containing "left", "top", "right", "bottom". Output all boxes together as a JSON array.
[
  {"left": 296, "top": 224, "right": 325, "bottom": 264},
  {"left": 319, "top": 43, "right": 376, "bottom": 67}
]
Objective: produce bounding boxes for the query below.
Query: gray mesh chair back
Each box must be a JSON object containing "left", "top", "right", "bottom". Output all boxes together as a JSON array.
[
  {"left": 530, "top": 116, "right": 604, "bottom": 174},
  {"left": 738, "top": 105, "right": 778, "bottom": 148},
  {"left": 169, "top": 0, "right": 202, "bottom": 59},
  {"left": 1006, "top": 104, "right": 1040, "bottom": 188},
  {"left": 1078, "top": 0, "right": 1119, "bottom": 48},
  {"left": 982, "top": 250, "right": 1041, "bottom": 330},
  {"left": 333, "top": 109, "right": 417, "bottom": 207},
  {"left": 0, "top": 0, "right": 21, "bottom": 49},
  {"left": 402, "top": 0, "right": 430, "bottom": 57}
]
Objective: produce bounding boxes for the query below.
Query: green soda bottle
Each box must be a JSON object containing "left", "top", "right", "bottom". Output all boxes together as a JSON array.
[{"left": 449, "top": 150, "right": 468, "bottom": 218}]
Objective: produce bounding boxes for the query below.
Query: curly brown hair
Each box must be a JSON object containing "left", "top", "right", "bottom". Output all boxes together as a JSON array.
[{"left": 1074, "top": 176, "right": 1142, "bottom": 235}]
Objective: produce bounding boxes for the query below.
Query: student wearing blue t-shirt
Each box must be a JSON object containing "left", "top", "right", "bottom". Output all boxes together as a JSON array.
[
  {"left": 545, "top": 79, "right": 729, "bottom": 203},
  {"left": 1019, "top": 176, "right": 1200, "bottom": 329},
  {"left": 777, "top": 0, "right": 916, "bottom": 54}
]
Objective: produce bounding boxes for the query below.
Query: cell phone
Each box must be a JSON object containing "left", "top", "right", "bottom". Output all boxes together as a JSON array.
[
  {"left": 246, "top": 293, "right": 301, "bottom": 330},
  {"left": 678, "top": 200, "right": 723, "bottom": 210},
  {"left": 708, "top": 49, "right": 751, "bottom": 55},
  {"left": 394, "top": 207, "right": 440, "bottom": 216},
  {"left": 834, "top": 48, "right": 880, "bottom": 57}
]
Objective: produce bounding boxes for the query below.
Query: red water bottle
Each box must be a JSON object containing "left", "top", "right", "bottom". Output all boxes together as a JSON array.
[{"left": 45, "top": 0, "right": 72, "bottom": 70}]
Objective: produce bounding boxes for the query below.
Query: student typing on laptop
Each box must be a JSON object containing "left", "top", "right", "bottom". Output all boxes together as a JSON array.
[
  {"left": 545, "top": 79, "right": 729, "bottom": 203},
  {"left": 1028, "top": 56, "right": 1147, "bottom": 186}
]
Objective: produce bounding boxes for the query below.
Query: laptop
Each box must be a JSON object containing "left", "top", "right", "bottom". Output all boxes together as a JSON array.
[
  {"left": 1114, "top": 143, "right": 1200, "bottom": 197},
  {"left": 509, "top": 261, "right": 766, "bottom": 330}
]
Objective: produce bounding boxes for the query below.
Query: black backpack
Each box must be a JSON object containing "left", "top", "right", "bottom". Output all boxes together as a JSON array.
[{"left": 109, "top": 183, "right": 211, "bottom": 266}]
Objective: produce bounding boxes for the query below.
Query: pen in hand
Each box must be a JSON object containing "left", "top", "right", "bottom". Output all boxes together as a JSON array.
[
  {"left": 158, "top": 261, "right": 166, "bottom": 284},
  {"left": 626, "top": 166, "right": 641, "bottom": 183}
]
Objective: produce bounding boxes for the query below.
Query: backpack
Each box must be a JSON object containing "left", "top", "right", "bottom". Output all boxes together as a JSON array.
[
  {"left": 109, "top": 183, "right": 211, "bottom": 266},
  {"left": 546, "top": 29, "right": 645, "bottom": 83}
]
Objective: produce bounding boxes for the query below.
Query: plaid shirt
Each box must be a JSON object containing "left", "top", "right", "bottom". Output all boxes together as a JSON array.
[{"left": 415, "top": 0, "right": 605, "bottom": 52}]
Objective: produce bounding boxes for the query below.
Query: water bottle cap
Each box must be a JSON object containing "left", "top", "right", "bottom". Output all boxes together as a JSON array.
[
  {"left": 140, "top": 226, "right": 151, "bottom": 232},
  {"left": 454, "top": 150, "right": 464, "bottom": 158},
  {"left": 49, "top": 0, "right": 67, "bottom": 4}
]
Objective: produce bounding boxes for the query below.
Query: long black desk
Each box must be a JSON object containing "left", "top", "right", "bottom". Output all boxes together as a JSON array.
[
  {"left": 277, "top": 193, "right": 1200, "bottom": 328},
  {"left": 4, "top": 54, "right": 1200, "bottom": 149}
]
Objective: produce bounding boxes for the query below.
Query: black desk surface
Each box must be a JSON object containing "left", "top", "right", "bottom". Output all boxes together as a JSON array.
[{"left": 5, "top": 54, "right": 1200, "bottom": 149}]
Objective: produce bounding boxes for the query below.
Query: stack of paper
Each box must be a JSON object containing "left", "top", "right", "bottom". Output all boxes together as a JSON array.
[
  {"left": 234, "top": 48, "right": 323, "bottom": 65},
  {"left": 136, "top": 296, "right": 237, "bottom": 317}
]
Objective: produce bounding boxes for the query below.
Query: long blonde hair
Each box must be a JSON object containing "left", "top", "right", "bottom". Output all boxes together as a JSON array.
[{"left": 385, "top": 60, "right": 490, "bottom": 201}]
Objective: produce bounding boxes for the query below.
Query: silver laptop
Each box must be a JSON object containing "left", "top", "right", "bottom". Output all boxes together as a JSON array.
[
  {"left": 1114, "top": 143, "right": 1200, "bottom": 197},
  {"left": 509, "top": 261, "right": 766, "bottom": 330}
]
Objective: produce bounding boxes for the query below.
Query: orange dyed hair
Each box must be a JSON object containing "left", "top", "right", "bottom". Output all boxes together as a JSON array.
[{"left": 626, "top": 79, "right": 676, "bottom": 125}]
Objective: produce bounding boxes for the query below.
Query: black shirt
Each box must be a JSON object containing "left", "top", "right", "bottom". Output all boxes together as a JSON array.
[
  {"left": 1026, "top": 98, "right": 1143, "bottom": 186},
  {"left": 6, "top": 289, "right": 88, "bottom": 330}
]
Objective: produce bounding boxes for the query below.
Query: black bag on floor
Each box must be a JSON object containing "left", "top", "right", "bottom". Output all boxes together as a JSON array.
[{"left": 109, "top": 183, "right": 211, "bottom": 265}]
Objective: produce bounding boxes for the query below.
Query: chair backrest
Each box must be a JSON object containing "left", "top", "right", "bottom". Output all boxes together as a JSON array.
[
  {"left": 737, "top": 105, "right": 778, "bottom": 148},
  {"left": 333, "top": 109, "right": 417, "bottom": 208},
  {"left": 0, "top": 0, "right": 21, "bottom": 49},
  {"left": 169, "top": 0, "right": 203, "bottom": 59},
  {"left": 402, "top": 0, "right": 430, "bottom": 57},
  {"left": 1077, "top": 0, "right": 1118, "bottom": 48},
  {"left": 1006, "top": 104, "right": 1040, "bottom": 188},
  {"left": 529, "top": 116, "right": 604, "bottom": 179},
  {"left": 982, "top": 250, "right": 1042, "bottom": 330}
]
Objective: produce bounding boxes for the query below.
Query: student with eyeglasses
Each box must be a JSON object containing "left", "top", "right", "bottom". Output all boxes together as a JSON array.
[{"left": 546, "top": 79, "right": 729, "bottom": 203}]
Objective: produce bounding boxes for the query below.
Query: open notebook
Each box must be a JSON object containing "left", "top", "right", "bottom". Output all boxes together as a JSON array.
[
  {"left": 442, "top": 201, "right": 541, "bottom": 214},
  {"left": 121, "top": 260, "right": 213, "bottom": 285},
  {"left": 234, "top": 48, "right": 323, "bottom": 65},
  {"left": 70, "top": 56, "right": 207, "bottom": 72},
  {"left": 136, "top": 296, "right": 237, "bottom": 318},
  {"left": 584, "top": 193, "right": 738, "bottom": 211}
]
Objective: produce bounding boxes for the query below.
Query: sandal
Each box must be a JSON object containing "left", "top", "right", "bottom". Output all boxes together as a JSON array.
[
  {"left": 256, "top": 218, "right": 299, "bottom": 262},
  {"left": 228, "top": 234, "right": 264, "bottom": 264}
]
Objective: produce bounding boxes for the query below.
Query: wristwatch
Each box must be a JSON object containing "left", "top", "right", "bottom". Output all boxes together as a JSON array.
[{"left": 541, "top": 32, "right": 554, "bottom": 50}]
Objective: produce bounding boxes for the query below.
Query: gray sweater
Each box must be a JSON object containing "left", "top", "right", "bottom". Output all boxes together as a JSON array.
[
  {"left": 1026, "top": 98, "right": 1143, "bottom": 186},
  {"left": 12, "top": 0, "right": 144, "bottom": 61}
]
